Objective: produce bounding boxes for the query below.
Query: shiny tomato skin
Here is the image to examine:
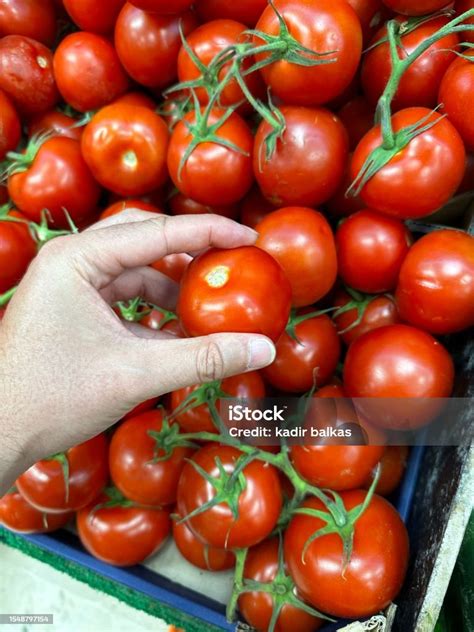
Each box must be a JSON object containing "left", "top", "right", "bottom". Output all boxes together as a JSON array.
[
  {"left": 439, "top": 52, "right": 474, "bottom": 151},
  {"left": 178, "top": 246, "right": 292, "bottom": 342},
  {"left": 0, "top": 210, "right": 37, "bottom": 293},
  {"left": 28, "top": 110, "right": 83, "bottom": 141},
  {"left": 113, "top": 91, "right": 156, "bottom": 110},
  {"left": 173, "top": 515, "right": 235, "bottom": 571},
  {"left": 151, "top": 254, "right": 190, "bottom": 284},
  {"left": 350, "top": 107, "right": 466, "bottom": 219},
  {"left": 364, "top": 445, "right": 409, "bottom": 496},
  {"left": 239, "top": 537, "right": 323, "bottom": 632},
  {"left": 256, "top": 207, "right": 337, "bottom": 307},
  {"left": 334, "top": 290, "right": 400, "bottom": 345},
  {"left": 130, "top": 0, "right": 193, "bottom": 12},
  {"left": 0, "top": 490, "right": 72, "bottom": 534},
  {"left": 0, "top": 89, "right": 21, "bottom": 159},
  {"left": 81, "top": 103, "right": 169, "bottom": 196},
  {"left": 115, "top": 4, "right": 198, "bottom": 90},
  {"left": 141, "top": 307, "right": 184, "bottom": 336},
  {"left": 77, "top": 492, "right": 171, "bottom": 566},
  {"left": 0, "top": 0, "right": 56, "bottom": 46},
  {"left": 168, "top": 107, "right": 254, "bottom": 206},
  {"left": 284, "top": 491, "right": 409, "bottom": 618},
  {"left": 16, "top": 434, "right": 109, "bottom": 513},
  {"left": 63, "top": 0, "right": 125, "bottom": 34},
  {"left": 169, "top": 192, "right": 239, "bottom": 220},
  {"left": 8, "top": 137, "right": 101, "bottom": 228},
  {"left": 254, "top": 0, "right": 362, "bottom": 106},
  {"left": 326, "top": 155, "right": 366, "bottom": 218},
  {"left": 54, "top": 32, "right": 129, "bottom": 113},
  {"left": 254, "top": 107, "right": 349, "bottom": 207},
  {"left": 0, "top": 35, "right": 58, "bottom": 115},
  {"left": 456, "top": 0, "right": 474, "bottom": 44},
  {"left": 172, "top": 372, "right": 266, "bottom": 434},
  {"left": 197, "top": 0, "right": 268, "bottom": 27},
  {"left": 347, "top": 0, "right": 387, "bottom": 44},
  {"left": 100, "top": 199, "right": 161, "bottom": 220},
  {"left": 337, "top": 96, "right": 375, "bottom": 150},
  {"left": 239, "top": 186, "right": 277, "bottom": 229},
  {"left": 382, "top": 0, "right": 451, "bottom": 15},
  {"left": 395, "top": 230, "right": 474, "bottom": 334},
  {"left": 177, "top": 444, "right": 282, "bottom": 549}
]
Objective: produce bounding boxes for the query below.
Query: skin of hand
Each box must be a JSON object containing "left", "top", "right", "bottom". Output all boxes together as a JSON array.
[{"left": 0, "top": 211, "right": 276, "bottom": 496}]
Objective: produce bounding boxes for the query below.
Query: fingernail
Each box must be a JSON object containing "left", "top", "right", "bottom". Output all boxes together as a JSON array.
[{"left": 248, "top": 338, "right": 276, "bottom": 369}]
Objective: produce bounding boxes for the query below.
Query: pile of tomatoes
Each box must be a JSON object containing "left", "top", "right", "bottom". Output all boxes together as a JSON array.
[{"left": 1, "top": 0, "right": 474, "bottom": 630}]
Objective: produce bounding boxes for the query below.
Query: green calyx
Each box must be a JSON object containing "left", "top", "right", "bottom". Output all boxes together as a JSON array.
[
  {"left": 332, "top": 287, "right": 376, "bottom": 335},
  {"left": 0, "top": 286, "right": 17, "bottom": 307},
  {"left": 27, "top": 209, "right": 78, "bottom": 248},
  {"left": 3, "top": 130, "right": 54, "bottom": 182},
  {"left": 285, "top": 306, "right": 339, "bottom": 342},
  {"left": 49, "top": 452, "right": 70, "bottom": 504},
  {"left": 90, "top": 486, "right": 137, "bottom": 515},
  {"left": 170, "top": 379, "right": 229, "bottom": 433},
  {"left": 116, "top": 297, "right": 150, "bottom": 323},
  {"left": 146, "top": 414, "right": 198, "bottom": 463}
]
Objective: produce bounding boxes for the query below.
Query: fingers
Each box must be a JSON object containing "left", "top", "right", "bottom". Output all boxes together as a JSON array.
[
  {"left": 100, "top": 266, "right": 179, "bottom": 309},
  {"left": 85, "top": 209, "right": 161, "bottom": 232}
]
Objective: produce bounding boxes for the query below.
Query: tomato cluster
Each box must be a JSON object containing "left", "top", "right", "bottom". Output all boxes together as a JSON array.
[{"left": 1, "top": 0, "right": 474, "bottom": 630}]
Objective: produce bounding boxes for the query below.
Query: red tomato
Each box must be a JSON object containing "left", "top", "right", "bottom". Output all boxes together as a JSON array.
[
  {"left": 395, "top": 229, "right": 474, "bottom": 334},
  {"left": 177, "top": 444, "right": 282, "bottom": 549},
  {"left": 173, "top": 514, "right": 235, "bottom": 571},
  {"left": 130, "top": 0, "right": 193, "bottom": 12},
  {"left": 8, "top": 136, "right": 101, "bottom": 228},
  {"left": 439, "top": 52, "right": 474, "bottom": 151},
  {"left": 0, "top": 0, "right": 56, "bottom": 46},
  {"left": 326, "top": 154, "right": 366, "bottom": 217},
  {"left": 364, "top": 446, "right": 409, "bottom": 496},
  {"left": 350, "top": 107, "right": 466, "bottom": 218},
  {"left": 171, "top": 372, "right": 266, "bottom": 434},
  {"left": 256, "top": 207, "right": 337, "bottom": 307},
  {"left": 151, "top": 254, "right": 190, "bottom": 284},
  {"left": 263, "top": 312, "right": 341, "bottom": 393},
  {"left": 28, "top": 110, "right": 83, "bottom": 141},
  {"left": 362, "top": 17, "right": 459, "bottom": 112},
  {"left": 284, "top": 491, "right": 409, "bottom": 618},
  {"left": 168, "top": 107, "right": 254, "bottom": 206},
  {"left": 239, "top": 538, "right": 323, "bottom": 632},
  {"left": 239, "top": 186, "right": 277, "bottom": 229},
  {"left": 0, "top": 35, "right": 58, "bottom": 115},
  {"left": 113, "top": 91, "right": 157, "bottom": 110},
  {"left": 115, "top": 4, "right": 198, "bottom": 90},
  {"left": 0, "top": 489, "right": 72, "bottom": 534},
  {"left": 109, "top": 410, "right": 194, "bottom": 506},
  {"left": 337, "top": 96, "right": 374, "bottom": 151},
  {"left": 254, "top": 0, "right": 362, "bottom": 106},
  {"left": 17, "top": 434, "right": 109, "bottom": 513},
  {"left": 253, "top": 107, "right": 349, "bottom": 207},
  {"left": 334, "top": 290, "right": 400, "bottom": 345},
  {"left": 456, "top": 0, "right": 474, "bottom": 44},
  {"left": 141, "top": 307, "right": 184, "bottom": 335},
  {"left": 54, "top": 32, "right": 129, "bottom": 113},
  {"left": 100, "top": 199, "right": 162, "bottom": 220},
  {"left": 197, "top": 0, "right": 268, "bottom": 27},
  {"left": 0, "top": 90, "right": 21, "bottom": 160},
  {"left": 169, "top": 192, "right": 239, "bottom": 220},
  {"left": 0, "top": 210, "right": 37, "bottom": 293},
  {"left": 63, "top": 0, "right": 125, "bottom": 34},
  {"left": 346, "top": 0, "right": 387, "bottom": 44},
  {"left": 77, "top": 490, "right": 171, "bottom": 566},
  {"left": 123, "top": 397, "right": 159, "bottom": 419},
  {"left": 178, "top": 246, "right": 292, "bottom": 342},
  {"left": 382, "top": 0, "right": 451, "bottom": 15},
  {"left": 81, "top": 103, "right": 169, "bottom": 196}
]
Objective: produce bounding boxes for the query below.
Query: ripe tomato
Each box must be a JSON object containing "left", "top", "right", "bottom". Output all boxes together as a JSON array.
[
  {"left": 16, "top": 434, "right": 109, "bottom": 513},
  {"left": 151, "top": 254, "right": 190, "bottom": 284},
  {"left": 239, "top": 538, "right": 323, "bottom": 632},
  {"left": 346, "top": 0, "right": 387, "bottom": 44},
  {"left": 109, "top": 410, "right": 194, "bottom": 506},
  {"left": 456, "top": 0, "right": 474, "bottom": 44},
  {"left": 364, "top": 446, "right": 409, "bottom": 496},
  {"left": 263, "top": 313, "right": 341, "bottom": 393},
  {"left": 0, "top": 489, "right": 72, "bottom": 534},
  {"left": 173, "top": 514, "right": 235, "bottom": 571},
  {"left": 197, "top": 0, "right": 268, "bottom": 27},
  {"left": 115, "top": 4, "right": 198, "bottom": 90},
  {"left": 130, "top": 0, "right": 193, "bottom": 12},
  {"left": 0, "top": 35, "right": 58, "bottom": 115},
  {"left": 350, "top": 107, "right": 466, "bottom": 219},
  {"left": 382, "top": 0, "right": 451, "bottom": 15},
  {"left": 334, "top": 290, "right": 400, "bottom": 345},
  {"left": 0, "top": 210, "right": 37, "bottom": 293},
  {"left": 168, "top": 107, "right": 254, "bottom": 206},
  {"left": 63, "top": 0, "right": 125, "bottom": 34},
  {"left": 0, "top": 0, "right": 56, "bottom": 46},
  {"left": 113, "top": 91, "right": 156, "bottom": 110},
  {"left": 81, "top": 103, "right": 169, "bottom": 196},
  {"left": 8, "top": 137, "right": 101, "bottom": 228},
  {"left": 0, "top": 90, "right": 21, "bottom": 160},
  {"left": 363, "top": 17, "right": 459, "bottom": 112},
  {"left": 337, "top": 96, "right": 375, "bottom": 150},
  {"left": 439, "top": 52, "right": 474, "bottom": 151},
  {"left": 177, "top": 444, "right": 282, "bottom": 549},
  {"left": 54, "top": 32, "right": 129, "bottom": 113},
  {"left": 284, "top": 491, "right": 409, "bottom": 618},
  {"left": 123, "top": 397, "right": 159, "bottom": 419},
  {"left": 178, "top": 246, "right": 292, "bottom": 342},
  {"left": 336, "top": 210, "right": 412, "bottom": 293},
  {"left": 169, "top": 193, "right": 239, "bottom": 220},
  {"left": 254, "top": 0, "right": 362, "bottom": 106},
  {"left": 100, "top": 199, "right": 162, "bottom": 220},
  {"left": 256, "top": 207, "right": 337, "bottom": 306},
  {"left": 326, "top": 155, "right": 365, "bottom": 218},
  {"left": 28, "top": 110, "right": 83, "bottom": 142},
  {"left": 239, "top": 186, "right": 277, "bottom": 229},
  {"left": 171, "top": 372, "right": 266, "bottom": 434},
  {"left": 253, "top": 107, "right": 348, "bottom": 207},
  {"left": 77, "top": 490, "right": 171, "bottom": 566},
  {"left": 395, "top": 229, "right": 474, "bottom": 334}
]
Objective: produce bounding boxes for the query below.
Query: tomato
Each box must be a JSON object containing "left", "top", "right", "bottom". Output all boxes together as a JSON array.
[
  {"left": 16, "top": 434, "right": 109, "bottom": 513},
  {"left": 337, "top": 96, "right": 375, "bottom": 150},
  {"left": 178, "top": 246, "right": 292, "bottom": 342},
  {"left": 177, "top": 444, "right": 282, "bottom": 549},
  {"left": 254, "top": 0, "right": 362, "bottom": 106},
  {"left": 439, "top": 52, "right": 474, "bottom": 151},
  {"left": 362, "top": 17, "right": 459, "bottom": 112},
  {"left": 326, "top": 154, "right": 366, "bottom": 218},
  {"left": 173, "top": 514, "right": 235, "bottom": 571},
  {"left": 263, "top": 312, "right": 341, "bottom": 393},
  {"left": 197, "top": 0, "right": 268, "bottom": 27},
  {"left": 364, "top": 446, "right": 409, "bottom": 496},
  {"left": 382, "top": 0, "right": 451, "bottom": 15},
  {"left": 253, "top": 107, "right": 349, "bottom": 207},
  {"left": 151, "top": 254, "right": 190, "bottom": 284},
  {"left": 63, "top": 0, "right": 125, "bottom": 34},
  {"left": 115, "top": 4, "right": 198, "bottom": 90},
  {"left": 334, "top": 290, "right": 400, "bottom": 345},
  {"left": 0, "top": 90, "right": 21, "bottom": 160},
  {"left": 0, "top": 489, "right": 72, "bottom": 534},
  {"left": 77, "top": 490, "right": 171, "bottom": 566},
  {"left": 239, "top": 186, "right": 277, "bottom": 229},
  {"left": 141, "top": 307, "right": 184, "bottom": 335},
  {"left": 123, "top": 397, "right": 160, "bottom": 419},
  {"left": 0, "top": 35, "right": 58, "bottom": 115},
  {"left": 54, "top": 32, "right": 129, "bottom": 113},
  {"left": 28, "top": 110, "right": 83, "bottom": 141},
  {"left": 395, "top": 229, "right": 474, "bottom": 334},
  {"left": 256, "top": 207, "right": 338, "bottom": 306},
  {"left": 113, "top": 91, "right": 156, "bottom": 110},
  {"left": 336, "top": 210, "right": 412, "bottom": 293},
  {"left": 109, "top": 410, "right": 193, "bottom": 506},
  {"left": 284, "top": 491, "right": 409, "bottom": 618},
  {"left": 0, "top": 0, "right": 56, "bottom": 46},
  {"left": 456, "top": 0, "right": 474, "bottom": 44},
  {"left": 100, "top": 199, "right": 162, "bottom": 220},
  {"left": 172, "top": 372, "right": 266, "bottom": 434},
  {"left": 168, "top": 107, "right": 254, "bottom": 206},
  {"left": 346, "top": 0, "right": 387, "bottom": 44},
  {"left": 169, "top": 193, "right": 239, "bottom": 220},
  {"left": 130, "top": 0, "right": 193, "bottom": 12},
  {"left": 239, "top": 538, "right": 323, "bottom": 632},
  {"left": 8, "top": 137, "right": 101, "bottom": 228},
  {"left": 0, "top": 210, "right": 37, "bottom": 293},
  {"left": 350, "top": 107, "right": 466, "bottom": 219},
  {"left": 81, "top": 103, "right": 169, "bottom": 196}
]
